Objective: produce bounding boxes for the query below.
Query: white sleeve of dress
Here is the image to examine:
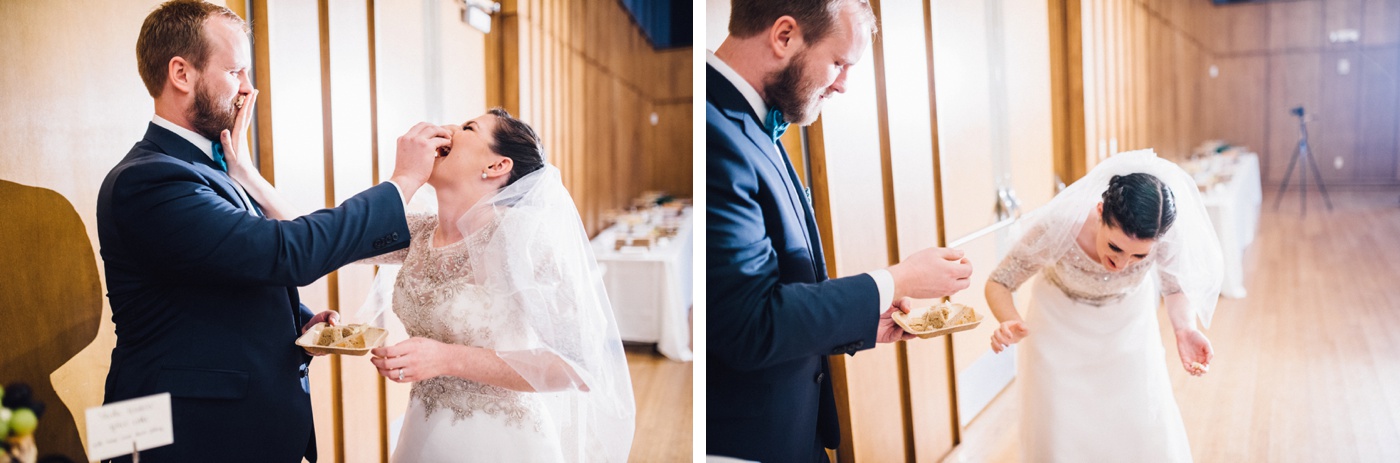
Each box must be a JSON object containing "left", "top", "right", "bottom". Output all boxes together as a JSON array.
[
  {"left": 988, "top": 218, "right": 1063, "bottom": 291},
  {"left": 1155, "top": 240, "right": 1185, "bottom": 297}
]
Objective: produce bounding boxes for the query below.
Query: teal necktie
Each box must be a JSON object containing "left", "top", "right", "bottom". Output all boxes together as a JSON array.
[
  {"left": 764, "top": 107, "right": 790, "bottom": 144},
  {"left": 211, "top": 142, "right": 228, "bottom": 172}
]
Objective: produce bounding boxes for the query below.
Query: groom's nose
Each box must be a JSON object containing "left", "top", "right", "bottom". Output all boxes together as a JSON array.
[{"left": 237, "top": 69, "right": 253, "bottom": 94}]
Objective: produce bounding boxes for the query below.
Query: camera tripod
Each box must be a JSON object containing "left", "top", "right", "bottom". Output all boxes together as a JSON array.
[{"left": 1273, "top": 106, "right": 1333, "bottom": 216}]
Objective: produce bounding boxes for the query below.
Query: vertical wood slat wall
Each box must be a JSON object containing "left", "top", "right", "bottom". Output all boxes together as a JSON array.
[
  {"left": 1076, "top": 0, "right": 1400, "bottom": 187},
  {"left": 495, "top": 0, "right": 693, "bottom": 238},
  {"left": 1060, "top": 0, "right": 1214, "bottom": 180}
]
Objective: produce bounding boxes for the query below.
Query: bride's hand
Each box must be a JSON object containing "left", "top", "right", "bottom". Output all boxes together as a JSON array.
[
  {"left": 1175, "top": 328, "right": 1213, "bottom": 377},
  {"left": 371, "top": 337, "right": 449, "bottom": 383},
  {"left": 219, "top": 89, "right": 259, "bottom": 183},
  {"left": 990, "top": 320, "right": 1028, "bottom": 353}
]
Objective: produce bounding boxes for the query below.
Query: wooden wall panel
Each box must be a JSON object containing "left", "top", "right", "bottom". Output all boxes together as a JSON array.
[
  {"left": 1315, "top": 50, "right": 1363, "bottom": 184},
  {"left": 873, "top": 0, "right": 954, "bottom": 458},
  {"left": 1325, "top": 0, "right": 1365, "bottom": 50},
  {"left": 1221, "top": 3, "right": 1270, "bottom": 54},
  {"left": 1176, "top": 37, "right": 1206, "bottom": 162},
  {"left": 811, "top": 43, "right": 906, "bottom": 463},
  {"left": 879, "top": 0, "right": 941, "bottom": 273},
  {"left": 1269, "top": 1, "right": 1326, "bottom": 51},
  {"left": 1082, "top": 0, "right": 1101, "bottom": 166},
  {"left": 930, "top": 0, "right": 998, "bottom": 240},
  {"left": 1204, "top": 56, "right": 1269, "bottom": 157},
  {"left": 508, "top": 0, "right": 692, "bottom": 237},
  {"left": 1105, "top": 0, "right": 1119, "bottom": 154},
  {"left": 1362, "top": 0, "right": 1400, "bottom": 46},
  {"left": 1357, "top": 48, "right": 1400, "bottom": 182}
]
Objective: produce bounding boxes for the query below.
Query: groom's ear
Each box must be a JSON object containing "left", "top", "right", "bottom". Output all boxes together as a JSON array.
[
  {"left": 166, "top": 56, "right": 196, "bottom": 96},
  {"left": 769, "top": 16, "right": 803, "bottom": 61}
]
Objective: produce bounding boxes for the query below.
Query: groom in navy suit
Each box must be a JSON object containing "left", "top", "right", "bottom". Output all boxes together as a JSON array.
[
  {"left": 707, "top": 1, "right": 976, "bottom": 461},
  {"left": 96, "top": 2, "right": 447, "bottom": 461}
]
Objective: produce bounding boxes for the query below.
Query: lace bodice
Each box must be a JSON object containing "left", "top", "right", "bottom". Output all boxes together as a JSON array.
[
  {"left": 382, "top": 213, "right": 544, "bottom": 431},
  {"left": 990, "top": 219, "right": 1181, "bottom": 306}
]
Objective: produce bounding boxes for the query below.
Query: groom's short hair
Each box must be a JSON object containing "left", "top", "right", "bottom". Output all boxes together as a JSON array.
[
  {"left": 137, "top": 0, "right": 248, "bottom": 98},
  {"left": 727, "top": 0, "right": 875, "bottom": 44}
]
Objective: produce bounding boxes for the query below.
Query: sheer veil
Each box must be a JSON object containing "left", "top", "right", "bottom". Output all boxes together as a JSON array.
[
  {"left": 1013, "top": 149, "right": 1224, "bottom": 327},
  {"left": 453, "top": 164, "right": 635, "bottom": 462}
]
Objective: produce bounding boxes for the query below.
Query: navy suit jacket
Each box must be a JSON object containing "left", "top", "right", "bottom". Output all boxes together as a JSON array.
[
  {"left": 706, "top": 63, "right": 880, "bottom": 462},
  {"left": 96, "top": 123, "right": 410, "bottom": 462}
]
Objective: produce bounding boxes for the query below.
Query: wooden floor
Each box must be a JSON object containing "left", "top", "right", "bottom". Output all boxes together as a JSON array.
[
  {"left": 625, "top": 344, "right": 693, "bottom": 462},
  {"left": 945, "top": 190, "right": 1400, "bottom": 462}
]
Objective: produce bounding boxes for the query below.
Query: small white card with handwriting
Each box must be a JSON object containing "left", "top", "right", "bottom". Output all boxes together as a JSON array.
[{"left": 85, "top": 393, "right": 174, "bottom": 460}]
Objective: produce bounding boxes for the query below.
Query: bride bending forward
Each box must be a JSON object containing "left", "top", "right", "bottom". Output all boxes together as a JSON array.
[{"left": 985, "top": 150, "right": 1222, "bottom": 462}]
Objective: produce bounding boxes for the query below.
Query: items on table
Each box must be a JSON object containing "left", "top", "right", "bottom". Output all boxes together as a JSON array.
[
  {"left": 1182, "top": 141, "right": 1251, "bottom": 192},
  {"left": 607, "top": 192, "right": 691, "bottom": 251}
]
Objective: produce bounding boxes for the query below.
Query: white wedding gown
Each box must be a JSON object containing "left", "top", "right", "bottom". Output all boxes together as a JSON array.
[
  {"left": 371, "top": 214, "right": 567, "bottom": 462},
  {"left": 991, "top": 218, "right": 1193, "bottom": 463}
]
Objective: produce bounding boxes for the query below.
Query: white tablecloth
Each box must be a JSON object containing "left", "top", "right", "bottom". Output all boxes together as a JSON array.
[
  {"left": 590, "top": 209, "right": 693, "bottom": 361},
  {"left": 1197, "top": 153, "right": 1262, "bottom": 299}
]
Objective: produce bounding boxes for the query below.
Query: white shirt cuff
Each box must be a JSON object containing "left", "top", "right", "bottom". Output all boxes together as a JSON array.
[
  {"left": 385, "top": 180, "right": 407, "bottom": 205},
  {"left": 867, "top": 268, "right": 895, "bottom": 315}
]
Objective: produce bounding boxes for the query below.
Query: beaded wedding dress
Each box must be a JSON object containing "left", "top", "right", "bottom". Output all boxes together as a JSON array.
[
  {"left": 991, "top": 216, "right": 1192, "bottom": 462},
  {"left": 361, "top": 166, "right": 634, "bottom": 462},
  {"left": 988, "top": 150, "right": 1221, "bottom": 463}
]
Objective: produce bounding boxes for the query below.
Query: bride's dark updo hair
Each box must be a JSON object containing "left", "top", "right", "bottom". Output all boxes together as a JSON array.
[
  {"left": 487, "top": 107, "right": 545, "bottom": 186},
  {"left": 1101, "top": 172, "right": 1175, "bottom": 240}
]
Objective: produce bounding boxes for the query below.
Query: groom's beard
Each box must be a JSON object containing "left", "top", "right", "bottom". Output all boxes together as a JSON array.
[
  {"left": 188, "top": 78, "right": 237, "bottom": 141},
  {"left": 764, "top": 49, "right": 823, "bottom": 126}
]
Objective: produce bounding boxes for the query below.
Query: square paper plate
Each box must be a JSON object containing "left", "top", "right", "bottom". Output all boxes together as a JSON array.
[
  {"left": 295, "top": 323, "right": 387, "bottom": 356},
  {"left": 892, "top": 302, "right": 983, "bottom": 339}
]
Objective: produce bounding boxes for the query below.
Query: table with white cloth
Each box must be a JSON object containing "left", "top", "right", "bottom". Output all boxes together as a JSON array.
[
  {"left": 1186, "top": 152, "right": 1262, "bottom": 299},
  {"left": 590, "top": 208, "right": 693, "bottom": 361}
]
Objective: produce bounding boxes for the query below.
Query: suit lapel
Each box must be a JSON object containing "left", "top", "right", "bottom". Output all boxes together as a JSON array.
[
  {"left": 143, "top": 123, "right": 254, "bottom": 216},
  {"left": 777, "top": 143, "right": 829, "bottom": 281},
  {"left": 708, "top": 65, "right": 823, "bottom": 278}
]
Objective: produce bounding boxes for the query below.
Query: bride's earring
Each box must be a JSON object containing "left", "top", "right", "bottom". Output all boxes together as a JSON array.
[{"left": 481, "top": 172, "right": 488, "bottom": 179}]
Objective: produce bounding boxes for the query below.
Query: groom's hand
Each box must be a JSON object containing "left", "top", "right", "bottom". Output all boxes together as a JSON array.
[
  {"left": 389, "top": 122, "right": 452, "bottom": 203},
  {"left": 877, "top": 297, "right": 918, "bottom": 343},
  {"left": 889, "top": 247, "right": 973, "bottom": 300},
  {"left": 301, "top": 311, "right": 340, "bottom": 357}
]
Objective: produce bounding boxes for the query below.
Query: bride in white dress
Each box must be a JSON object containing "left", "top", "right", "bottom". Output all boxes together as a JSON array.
[
  {"left": 224, "top": 106, "right": 634, "bottom": 462},
  {"left": 364, "top": 109, "right": 634, "bottom": 462},
  {"left": 984, "top": 150, "right": 1222, "bottom": 462}
]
